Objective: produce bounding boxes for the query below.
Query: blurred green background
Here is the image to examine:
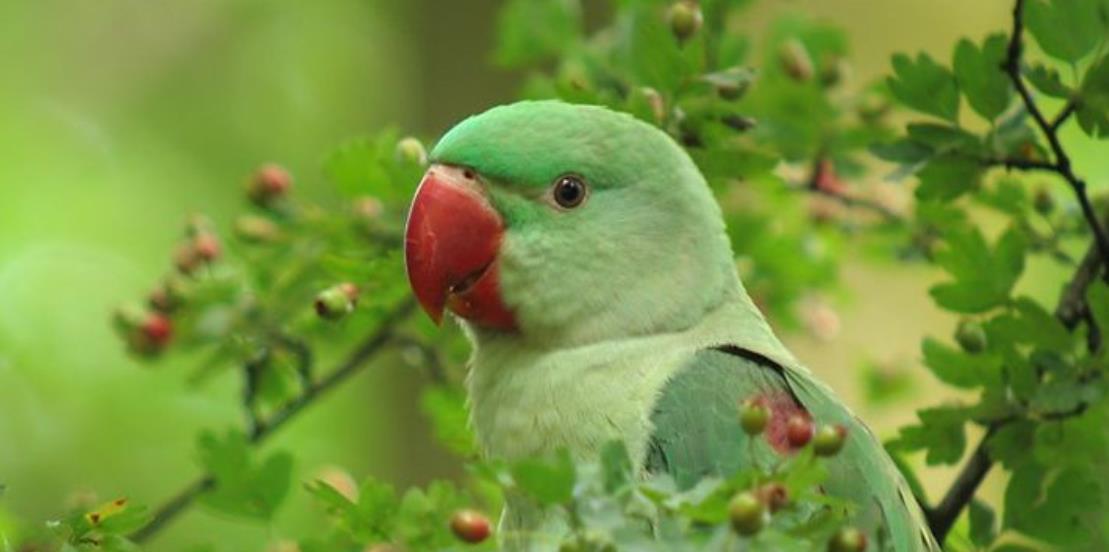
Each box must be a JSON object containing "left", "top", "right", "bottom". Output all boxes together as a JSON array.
[{"left": 1, "top": 0, "right": 1104, "bottom": 549}]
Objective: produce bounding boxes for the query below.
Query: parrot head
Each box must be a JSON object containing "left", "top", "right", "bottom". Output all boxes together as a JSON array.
[{"left": 404, "top": 100, "right": 739, "bottom": 348}]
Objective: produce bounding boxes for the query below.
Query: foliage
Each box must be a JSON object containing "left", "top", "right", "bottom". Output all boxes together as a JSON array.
[{"left": 4, "top": 0, "right": 1109, "bottom": 550}]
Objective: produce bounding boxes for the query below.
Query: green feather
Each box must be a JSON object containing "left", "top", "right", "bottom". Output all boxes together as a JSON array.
[
  {"left": 649, "top": 349, "right": 939, "bottom": 551},
  {"left": 427, "top": 101, "right": 937, "bottom": 551}
]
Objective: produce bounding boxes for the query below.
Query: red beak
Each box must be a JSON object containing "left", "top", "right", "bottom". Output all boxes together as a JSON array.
[{"left": 404, "top": 165, "right": 517, "bottom": 331}]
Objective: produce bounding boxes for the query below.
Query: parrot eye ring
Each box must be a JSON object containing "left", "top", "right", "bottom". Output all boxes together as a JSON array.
[{"left": 551, "top": 175, "right": 588, "bottom": 209}]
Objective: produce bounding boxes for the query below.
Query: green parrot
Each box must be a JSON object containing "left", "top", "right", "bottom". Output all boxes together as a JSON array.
[{"left": 404, "top": 100, "right": 938, "bottom": 551}]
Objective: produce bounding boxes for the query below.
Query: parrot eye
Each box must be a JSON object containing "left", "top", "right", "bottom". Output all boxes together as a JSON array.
[{"left": 551, "top": 175, "right": 587, "bottom": 209}]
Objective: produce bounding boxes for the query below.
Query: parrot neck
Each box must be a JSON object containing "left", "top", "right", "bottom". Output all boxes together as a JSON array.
[{"left": 464, "top": 276, "right": 802, "bottom": 462}]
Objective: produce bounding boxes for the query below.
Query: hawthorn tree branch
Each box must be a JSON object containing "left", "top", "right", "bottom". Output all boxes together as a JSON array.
[
  {"left": 1002, "top": 0, "right": 1109, "bottom": 273},
  {"left": 130, "top": 298, "right": 417, "bottom": 544},
  {"left": 924, "top": 235, "right": 1105, "bottom": 542},
  {"left": 798, "top": 154, "right": 905, "bottom": 224}
]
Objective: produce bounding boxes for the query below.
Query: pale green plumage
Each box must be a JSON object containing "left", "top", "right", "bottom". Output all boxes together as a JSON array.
[{"left": 429, "top": 100, "right": 937, "bottom": 551}]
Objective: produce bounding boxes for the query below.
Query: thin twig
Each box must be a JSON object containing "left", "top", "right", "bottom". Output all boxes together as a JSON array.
[
  {"left": 130, "top": 298, "right": 417, "bottom": 544},
  {"left": 1002, "top": 0, "right": 1109, "bottom": 272},
  {"left": 808, "top": 187, "right": 904, "bottom": 223}
]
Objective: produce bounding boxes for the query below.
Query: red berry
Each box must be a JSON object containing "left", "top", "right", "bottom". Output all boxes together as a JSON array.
[
  {"left": 449, "top": 509, "right": 491, "bottom": 544},
  {"left": 248, "top": 163, "right": 292, "bottom": 206},
  {"left": 786, "top": 414, "right": 814, "bottom": 448},
  {"left": 193, "top": 233, "right": 221, "bottom": 261},
  {"left": 142, "top": 313, "right": 173, "bottom": 346}
]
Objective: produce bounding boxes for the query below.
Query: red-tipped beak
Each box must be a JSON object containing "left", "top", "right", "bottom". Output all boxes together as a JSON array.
[{"left": 404, "top": 164, "right": 517, "bottom": 331}]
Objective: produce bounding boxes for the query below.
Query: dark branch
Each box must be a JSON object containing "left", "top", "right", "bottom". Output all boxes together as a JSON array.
[
  {"left": 925, "top": 426, "right": 997, "bottom": 540},
  {"left": 925, "top": 227, "right": 1107, "bottom": 541},
  {"left": 131, "top": 298, "right": 417, "bottom": 544},
  {"left": 923, "top": 7, "right": 1109, "bottom": 524},
  {"left": 1002, "top": 0, "right": 1109, "bottom": 272}
]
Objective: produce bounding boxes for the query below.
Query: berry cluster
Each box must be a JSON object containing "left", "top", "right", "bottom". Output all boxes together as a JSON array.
[{"left": 735, "top": 398, "right": 859, "bottom": 548}]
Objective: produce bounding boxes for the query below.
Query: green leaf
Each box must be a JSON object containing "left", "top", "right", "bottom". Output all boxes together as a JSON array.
[
  {"left": 1006, "top": 465, "right": 1103, "bottom": 546},
  {"left": 1030, "top": 379, "right": 1101, "bottom": 415},
  {"left": 921, "top": 337, "right": 1002, "bottom": 389},
  {"left": 915, "top": 155, "right": 983, "bottom": 201},
  {"left": 968, "top": 499, "right": 997, "bottom": 548},
  {"left": 599, "top": 440, "right": 633, "bottom": 492},
  {"left": 889, "top": 406, "right": 970, "bottom": 465},
  {"left": 1024, "top": 0, "right": 1106, "bottom": 62},
  {"left": 929, "top": 225, "right": 1026, "bottom": 313},
  {"left": 196, "top": 429, "right": 293, "bottom": 520},
  {"left": 953, "top": 34, "right": 1012, "bottom": 120},
  {"left": 985, "top": 297, "right": 1073, "bottom": 352},
  {"left": 1077, "top": 55, "right": 1109, "bottom": 138},
  {"left": 869, "top": 139, "right": 933, "bottom": 163},
  {"left": 887, "top": 52, "right": 960, "bottom": 122},
  {"left": 493, "top": 0, "right": 582, "bottom": 67},
  {"left": 1025, "top": 64, "right": 1072, "bottom": 98},
  {"left": 1033, "top": 408, "right": 1109, "bottom": 468},
  {"left": 1087, "top": 281, "right": 1109, "bottom": 334},
  {"left": 905, "top": 123, "right": 979, "bottom": 151},
  {"left": 986, "top": 420, "right": 1036, "bottom": 470},
  {"left": 510, "top": 450, "right": 575, "bottom": 505},
  {"left": 420, "top": 386, "right": 476, "bottom": 457},
  {"left": 617, "top": 6, "right": 688, "bottom": 93}
]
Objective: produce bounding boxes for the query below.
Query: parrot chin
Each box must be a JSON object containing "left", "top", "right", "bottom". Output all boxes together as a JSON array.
[{"left": 404, "top": 164, "right": 518, "bottom": 331}]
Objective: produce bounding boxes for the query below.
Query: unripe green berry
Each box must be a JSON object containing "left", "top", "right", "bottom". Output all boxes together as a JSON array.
[
  {"left": 728, "top": 491, "right": 766, "bottom": 536},
  {"left": 667, "top": 2, "right": 702, "bottom": 43},
  {"left": 112, "top": 304, "right": 147, "bottom": 334},
  {"left": 234, "top": 215, "right": 280, "bottom": 243},
  {"left": 636, "top": 86, "right": 666, "bottom": 123},
  {"left": 1033, "top": 188, "right": 1055, "bottom": 216},
  {"left": 828, "top": 527, "right": 868, "bottom": 552},
  {"left": 779, "top": 39, "right": 814, "bottom": 82},
  {"left": 315, "top": 283, "right": 359, "bottom": 320},
  {"left": 396, "top": 137, "right": 428, "bottom": 166},
  {"left": 353, "top": 197, "right": 384, "bottom": 221},
  {"left": 954, "top": 319, "right": 987, "bottom": 354},
  {"left": 813, "top": 424, "right": 848, "bottom": 457},
  {"left": 739, "top": 398, "right": 770, "bottom": 436},
  {"left": 449, "top": 509, "right": 491, "bottom": 544}
]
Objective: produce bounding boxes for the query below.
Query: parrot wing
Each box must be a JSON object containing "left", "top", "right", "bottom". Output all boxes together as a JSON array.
[{"left": 645, "top": 346, "right": 938, "bottom": 552}]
